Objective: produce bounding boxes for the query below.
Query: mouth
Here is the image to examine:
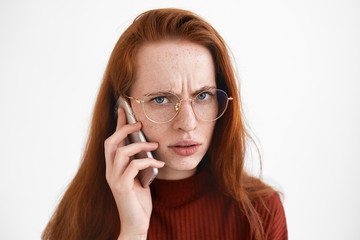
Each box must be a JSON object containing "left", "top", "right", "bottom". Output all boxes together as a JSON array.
[
  {"left": 169, "top": 140, "right": 201, "bottom": 156},
  {"left": 175, "top": 143, "right": 198, "bottom": 148}
]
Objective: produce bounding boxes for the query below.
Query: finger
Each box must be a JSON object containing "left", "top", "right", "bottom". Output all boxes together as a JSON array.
[
  {"left": 121, "top": 158, "right": 165, "bottom": 186},
  {"left": 113, "top": 142, "right": 159, "bottom": 174},
  {"left": 116, "top": 107, "right": 127, "bottom": 132},
  {"left": 104, "top": 122, "right": 142, "bottom": 175},
  {"left": 104, "top": 122, "right": 141, "bottom": 159}
]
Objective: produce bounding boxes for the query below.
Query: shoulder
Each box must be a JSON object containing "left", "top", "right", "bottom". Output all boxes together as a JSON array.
[
  {"left": 254, "top": 194, "right": 288, "bottom": 240},
  {"left": 255, "top": 193, "right": 285, "bottom": 216}
]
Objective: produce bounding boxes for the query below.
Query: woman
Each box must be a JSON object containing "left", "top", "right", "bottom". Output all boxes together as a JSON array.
[{"left": 43, "top": 8, "right": 287, "bottom": 240}]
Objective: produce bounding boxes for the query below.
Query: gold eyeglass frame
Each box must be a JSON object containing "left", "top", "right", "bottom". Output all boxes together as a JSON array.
[{"left": 125, "top": 89, "right": 233, "bottom": 124}]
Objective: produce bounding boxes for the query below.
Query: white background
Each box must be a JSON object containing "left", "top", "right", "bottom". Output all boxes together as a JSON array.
[{"left": 1, "top": 0, "right": 359, "bottom": 239}]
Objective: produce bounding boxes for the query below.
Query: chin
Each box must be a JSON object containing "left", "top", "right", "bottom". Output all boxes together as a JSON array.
[{"left": 155, "top": 153, "right": 204, "bottom": 179}]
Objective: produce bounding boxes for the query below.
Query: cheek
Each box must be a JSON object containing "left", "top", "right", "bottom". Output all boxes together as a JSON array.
[
  {"left": 131, "top": 102, "right": 167, "bottom": 143},
  {"left": 202, "top": 122, "right": 216, "bottom": 138},
  {"left": 141, "top": 123, "right": 164, "bottom": 143},
  {"left": 201, "top": 122, "right": 216, "bottom": 148}
]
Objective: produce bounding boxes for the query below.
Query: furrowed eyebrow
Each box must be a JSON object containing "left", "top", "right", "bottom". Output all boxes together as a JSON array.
[
  {"left": 143, "top": 86, "right": 217, "bottom": 98},
  {"left": 145, "top": 91, "right": 173, "bottom": 97},
  {"left": 193, "top": 86, "right": 217, "bottom": 96}
]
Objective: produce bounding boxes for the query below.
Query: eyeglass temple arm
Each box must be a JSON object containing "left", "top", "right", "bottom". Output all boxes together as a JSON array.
[{"left": 124, "top": 95, "right": 144, "bottom": 103}]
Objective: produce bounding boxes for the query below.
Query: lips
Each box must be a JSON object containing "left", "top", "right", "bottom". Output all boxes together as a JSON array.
[{"left": 169, "top": 140, "right": 201, "bottom": 156}]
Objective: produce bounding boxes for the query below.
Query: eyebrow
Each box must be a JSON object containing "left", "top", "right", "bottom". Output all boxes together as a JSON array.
[
  {"left": 193, "top": 86, "right": 217, "bottom": 95},
  {"left": 143, "top": 85, "right": 217, "bottom": 97}
]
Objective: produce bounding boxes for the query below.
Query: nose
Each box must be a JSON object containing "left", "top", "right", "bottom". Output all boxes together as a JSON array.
[{"left": 172, "top": 100, "right": 197, "bottom": 132}]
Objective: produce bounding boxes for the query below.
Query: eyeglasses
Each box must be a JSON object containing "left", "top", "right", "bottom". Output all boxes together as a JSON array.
[{"left": 126, "top": 89, "right": 233, "bottom": 124}]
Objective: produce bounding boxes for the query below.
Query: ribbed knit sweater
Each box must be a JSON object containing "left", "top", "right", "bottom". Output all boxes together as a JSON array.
[{"left": 148, "top": 170, "right": 287, "bottom": 240}]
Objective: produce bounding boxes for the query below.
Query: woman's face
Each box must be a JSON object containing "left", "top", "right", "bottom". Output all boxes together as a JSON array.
[{"left": 129, "top": 40, "right": 216, "bottom": 180}]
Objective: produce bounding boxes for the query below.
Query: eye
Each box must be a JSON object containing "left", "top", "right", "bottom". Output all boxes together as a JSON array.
[
  {"left": 151, "top": 96, "right": 169, "bottom": 104},
  {"left": 196, "top": 91, "right": 212, "bottom": 101}
]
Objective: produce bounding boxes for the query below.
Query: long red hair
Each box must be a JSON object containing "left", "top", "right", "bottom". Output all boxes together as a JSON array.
[{"left": 42, "top": 8, "right": 276, "bottom": 240}]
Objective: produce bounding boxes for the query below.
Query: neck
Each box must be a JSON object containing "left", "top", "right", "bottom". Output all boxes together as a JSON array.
[{"left": 156, "top": 167, "right": 197, "bottom": 180}]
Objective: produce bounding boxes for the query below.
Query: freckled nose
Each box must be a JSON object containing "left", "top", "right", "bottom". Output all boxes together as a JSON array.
[{"left": 172, "top": 101, "right": 197, "bottom": 132}]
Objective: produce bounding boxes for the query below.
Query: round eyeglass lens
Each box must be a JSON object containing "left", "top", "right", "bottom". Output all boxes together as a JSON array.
[
  {"left": 193, "top": 89, "right": 229, "bottom": 121},
  {"left": 142, "top": 92, "right": 180, "bottom": 123}
]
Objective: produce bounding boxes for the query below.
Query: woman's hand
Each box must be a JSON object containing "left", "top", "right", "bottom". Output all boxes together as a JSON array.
[{"left": 104, "top": 108, "right": 165, "bottom": 239}]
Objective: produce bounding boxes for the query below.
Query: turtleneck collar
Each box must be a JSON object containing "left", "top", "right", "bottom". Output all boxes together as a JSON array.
[{"left": 150, "top": 169, "right": 216, "bottom": 208}]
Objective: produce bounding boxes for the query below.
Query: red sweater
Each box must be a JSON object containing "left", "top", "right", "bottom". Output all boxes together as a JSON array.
[{"left": 148, "top": 170, "right": 287, "bottom": 240}]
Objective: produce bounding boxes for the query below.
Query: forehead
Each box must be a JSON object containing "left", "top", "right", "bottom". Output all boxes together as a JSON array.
[{"left": 130, "top": 40, "right": 216, "bottom": 96}]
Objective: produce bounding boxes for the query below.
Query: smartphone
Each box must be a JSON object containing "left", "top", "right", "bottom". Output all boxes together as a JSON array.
[{"left": 115, "top": 96, "right": 158, "bottom": 188}]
